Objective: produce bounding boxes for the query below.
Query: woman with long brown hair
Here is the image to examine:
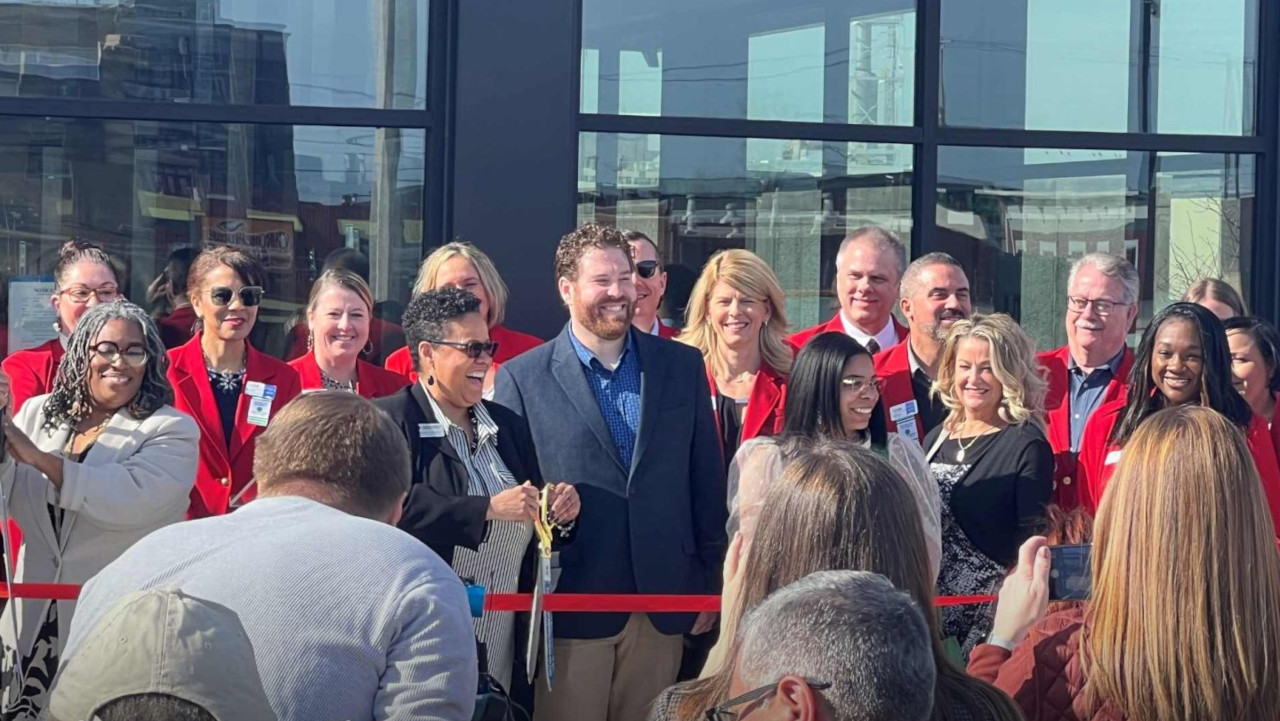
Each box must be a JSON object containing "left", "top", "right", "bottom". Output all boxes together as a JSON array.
[
  {"left": 972, "top": 404, "right": 1280, "bottom": 721},
  {"left": 652, "top": 437, "right": 1022, "bottom": 721}
]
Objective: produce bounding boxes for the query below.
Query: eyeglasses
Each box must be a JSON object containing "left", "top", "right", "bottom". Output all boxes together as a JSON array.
[
  {"left": 91, "top": 341, "right": 148, "bottom": 368},
  {"left": 208, "top": 286, "right": 265, "bottom": 308},
  {"left": 59, "top": 285, "right": 120, "bottom": 304},
  {"left": 636, "top": 260, "right": 661, "bottom": 279},
  {"left": 840, "top": 376, "right": 881, "bottom": 394},
  {"left": 704, "top": 679, "right": 832, "bottom": 721},
  {"left": 429, "top": 338, "right": 500, "bottom": 359},
  {"left": 1066, "top": 296, "right": 1127, "bottom": 317}
]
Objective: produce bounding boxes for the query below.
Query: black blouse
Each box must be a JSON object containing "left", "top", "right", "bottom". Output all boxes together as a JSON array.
[
  {"left": 924, "top": 422, "right": 1055, "bottom": 567},
  {"left": 207, "top": 369, "right": 243, "bottom": 448},
  {"left": 718, "top": 393, "right": 745, "bottom": 470}
]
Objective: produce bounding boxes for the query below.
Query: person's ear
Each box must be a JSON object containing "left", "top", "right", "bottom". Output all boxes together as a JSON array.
[
  {"left": 558, "top": 277, "right": 574, "bottom": 308},
  {"left": 384, "top": 493, "right": 406, "bottom": 526},
  {"left": 899, "top": 295, "right": 914, "bottom": 325},
  {"left": 772, "top": 676, "right": 821, "bottom": 721},
  {"left": 417, "top": 341, "right": 434, "bottom": 372}
]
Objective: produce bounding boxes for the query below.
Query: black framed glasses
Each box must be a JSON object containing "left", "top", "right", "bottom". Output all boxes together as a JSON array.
[
  {"left": 429, "top": 338, "right": 500, "bottom": 359},
  {"left": 91, "top": 341, "right": 148, "bottom": 368},
  {"left": 209, "top": 285, "right": 265, "bottom": 308},
  {"left": 636, "top": 260, "right": 661, "bottom": 279},
  {"left": 59, "top": 285, "right": 120, "bottom": 304},
  {"left": 1066, "top": 296, "right": 1126, "bottom": 317},
  {"left": 704, "top": 679, "right": 832, "bottom": 721}
]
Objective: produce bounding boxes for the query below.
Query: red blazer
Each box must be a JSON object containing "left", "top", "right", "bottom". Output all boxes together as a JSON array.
[
  {"left": 2, "top": 338, "right": 64, "bottom": 413},
  {"left": 1037, "top": 346, "right": 1135, "bottom": 511},
  {"left": 288, "top": 352, "right": 409, "bottom": 400},
  {"left": 873, "top": 341, "right": 925, "bottom": 443},
  {"left": 657, "top": 323, "right": 679, "bottom": 340},
  {"left": 789, "top": 312, "right": 908, "bottom": 351},
  {"left": 706, "top": 363, "right": 787, "bottom": 454},
  {"left": 168, "top": 335, "right": 303, "bottom": 519},
  {"left": 1078, "top": 400, "right": 1280, "bottom": 536},
  {"left": 384, "top": 324, "right": 544, "bottom": 383}
]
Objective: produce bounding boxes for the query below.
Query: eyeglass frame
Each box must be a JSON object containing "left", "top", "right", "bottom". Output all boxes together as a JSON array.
[
  {"left": 1066, "top": 295, "right": 1129, "bottom": 317},
  {"left": 840, "top": 376, "right": 881, "bottom": 395},
  {"left": 428, "top": 338, "right": 500, "bottom": 359},
  {"left": 704, "top": 679, "right": 832, "bottom": 721},
  {"left": 208, "top": 285, "right": 265, "bottom": 308},
  {"left": 58, "top": 284, "right": 121, "bottom": 305},
  {"left": 635, "top": 260, "right": 662, "bottom": 279},
  {"left": 91, "top": 341, "right": 149, "bottom": 368}
]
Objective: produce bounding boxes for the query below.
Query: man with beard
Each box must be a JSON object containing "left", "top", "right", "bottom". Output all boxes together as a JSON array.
[
  {"left": 495, "top": 223, "right": 725, "bottom": 721},
  {"left": 624, "top": 230, "right": 678, "bottom": 338},
  {"left": 1037, "top": 253, "right": 1138, "bottom": 510},
  {"left": 874, "top": 252, "right": 972, "bottom": 443}
]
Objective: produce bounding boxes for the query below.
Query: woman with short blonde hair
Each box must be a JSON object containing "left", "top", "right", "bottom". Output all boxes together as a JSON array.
[
  {"left": 975, "top": 404, "right": 1280, "bottom": 721},
  {"left": 922, "top": 313, "right": 1053, "bottom": 657},
  {"left": 385, "top": 242, "right": 542, "bottom": 391},
  {"left": 678, "top": 249, "right": 793, "bottom": 464}
]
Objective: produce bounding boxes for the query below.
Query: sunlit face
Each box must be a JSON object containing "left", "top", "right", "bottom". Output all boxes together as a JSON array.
[
  {"left": 559, "top": 247, "right": 636, "bottom": 341},
  {"left": 435, "top": 256, "right": 492, "bottom": 327},
  {"left": 1150, "top": 318, "right": 1203, "bottom": 405},
  {"left": 1228, "top": 329, "right": 1273, "bottom": 417},
  {"left": 421, "top": 312, "right": 492, "bottom": 410},
  {"left": 190, "top": 264, "right": 258, "bottom": 342},
  {"left": 954, "top": 337, "right": 1004, "bottom": 419},
  {"left": 708, "top": 281, "right": 770, "bottom": 351},
  {"left": 835, "top": 240, "right": 899, "bottom": 331},
  {"left": 1198, "top": 297, "right": 1237, "bottom": 322},
  {"left": 308, "top": 286, "right": 370, "bottom": 365},
  {"left": 86, "top": 318, "right": 146, "bottom": 411},
  {"left": 1065, "top": 265, "right": 1136, "bottom": 363},
  {"left": 629, "top": 239, "right": 667, "bottom": 328},
  {"left": 52, "top": 261, "right": 119, "bottom": 334},
  {"left": 839, "top": 354, "right": 879, "bottom": 435},
  {"left": 902, "top": 264, "right": 971, "bottom": 343}
]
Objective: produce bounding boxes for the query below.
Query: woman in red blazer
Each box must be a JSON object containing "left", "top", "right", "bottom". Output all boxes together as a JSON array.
[
  {"left": 384, "top": 242, "right": 541, "bottom": 389},
  {"left": 1077, "top": 303, "right": 1280, "bottom": 536},
  {"left": 678, "top": 249, "right": 793, "bottom": 468},
  {"left": 288, "top": 269, "right": 408, "bottom": 399},
  {"left": 167, "top": 246, "right": 301, "bottom": 519},
  {"left": 3, "top": 240, "right": 121, "bottom": 413}
]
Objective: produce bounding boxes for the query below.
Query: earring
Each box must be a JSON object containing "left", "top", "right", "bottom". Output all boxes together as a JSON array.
[
  {"left": 363, "top": 340, "right": 374, "bottom": 356},
  {"left": 306, "top": 331, "right": 313, "bottom": 352},
  {"left": 426, "top": 374, "right": 435, "bottom": 386}
]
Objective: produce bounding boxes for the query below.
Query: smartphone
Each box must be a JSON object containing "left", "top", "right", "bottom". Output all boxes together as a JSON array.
[{"left": 1048, "top": 544, "right": 1092, "bottom": 601}]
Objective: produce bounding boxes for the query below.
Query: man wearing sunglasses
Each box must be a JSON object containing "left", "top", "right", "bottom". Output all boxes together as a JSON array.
[
  {"left": 624, "top": 231, "right": 678, "bottom": 340},
  {"left": 709, "top": 571, "right": 934, "bottom": 721}
]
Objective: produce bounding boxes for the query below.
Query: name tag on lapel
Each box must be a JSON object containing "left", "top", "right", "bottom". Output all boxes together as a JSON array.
[
  {"left": 889, "top": 400, "right": 918, "bottom": 423},
  {"left": 246, "top": 397, "right": 273, "bottom": 427},
  {"left": 244, "top": 382, "right": 277, "bottom": 400},
  {"left": 419, "top": 423, "right": 446, "bottom": 439}
]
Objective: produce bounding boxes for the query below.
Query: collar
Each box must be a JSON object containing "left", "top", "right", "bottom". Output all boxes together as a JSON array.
[
  {"left": 649, "top": 318, "right": 663, "bottom": 336},
  {"left": 840, "top": 313, "right": 897, "bottom": 349},
  {"left": 422, "top": 384, "right": 499, "bottom": 446},
  {"left": 907, "top": 340, "right": 925, "bottom": 377},
  {"left": 1068, "top": 347, "right": 1126, "bottom": 377},
  {"left": 568, "top": 323, "right": 635, "bottom": 371}
]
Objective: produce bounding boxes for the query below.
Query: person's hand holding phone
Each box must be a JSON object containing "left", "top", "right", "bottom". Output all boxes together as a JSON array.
[{"left": 989, "top": 535, "right": 1051, "bottom": 651}]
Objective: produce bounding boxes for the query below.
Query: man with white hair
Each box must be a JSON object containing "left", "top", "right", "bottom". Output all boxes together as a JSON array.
[
  {"left": 790, "top": 227, "right": 909, "bottom": 354},
  {"left": 710, "top": 570, "right": 935, "bottom": 721},
  {"left": 1037, "top": 253, "right": 1138, "bottom": 510}
]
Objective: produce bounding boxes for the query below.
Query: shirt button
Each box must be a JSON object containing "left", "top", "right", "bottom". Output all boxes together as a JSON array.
[
  {"left": 220, "top": 477, "right": 230, "bottom": 487},
  {"left": 1063, "top": 476, "right": 1073, "bottom": 486}
]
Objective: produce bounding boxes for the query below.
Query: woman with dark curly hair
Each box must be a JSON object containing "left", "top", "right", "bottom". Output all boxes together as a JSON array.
[{"left": 0, "top": 300, "right": 199, "bottom": 720}]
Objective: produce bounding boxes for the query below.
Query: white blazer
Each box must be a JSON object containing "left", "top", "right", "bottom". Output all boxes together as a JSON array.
[{"left": 0, "top": 394, "right": 199, "bottom": 659}]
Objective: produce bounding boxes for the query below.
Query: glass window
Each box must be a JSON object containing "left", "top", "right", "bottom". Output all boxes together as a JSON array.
[
  {"left": 578, "top": 132, "right": 913, "bottom": 330},
  {"left": 940, "top": 0, "right": 1256, "bottom": 135},
  {"left": 581, "top": 0, "right": 915, "bottom": 125},
  {"left": 935, "top": 146, "right": 1254, "bottom": 349},
  {"left": 0, "top": 0, "right": 428, "bottom": 108},
  {"left": 0, "top": 117, "right": 425, "bottom": 360}
]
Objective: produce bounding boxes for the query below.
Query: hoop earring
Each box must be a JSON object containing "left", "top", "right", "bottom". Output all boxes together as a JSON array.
[{"left": 363, "top": 340, "right": 374, "bottom": 356}]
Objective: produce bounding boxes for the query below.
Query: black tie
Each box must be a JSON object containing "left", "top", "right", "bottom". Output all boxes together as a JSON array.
[{"left": 865, "top": 338, "right": 880, "bottom": 355}]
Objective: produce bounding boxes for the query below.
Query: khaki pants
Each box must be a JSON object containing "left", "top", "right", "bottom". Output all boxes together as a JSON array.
[{"left": 534, "top": 613, "right": 683, "bottom": 721}]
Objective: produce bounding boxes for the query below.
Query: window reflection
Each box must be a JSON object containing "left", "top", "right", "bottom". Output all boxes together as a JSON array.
[{"left": 578, "top": 132, "right": 912, "bottom": 329}]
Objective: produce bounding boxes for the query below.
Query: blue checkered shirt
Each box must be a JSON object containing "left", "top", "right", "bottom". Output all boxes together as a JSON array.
[{"left": 568, "top": 325, "right": 642, "bottom": 469}]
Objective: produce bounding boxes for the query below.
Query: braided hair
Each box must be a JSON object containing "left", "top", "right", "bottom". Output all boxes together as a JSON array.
[{"left": 42, "top": 300, "right": 174, "bottom": 432}]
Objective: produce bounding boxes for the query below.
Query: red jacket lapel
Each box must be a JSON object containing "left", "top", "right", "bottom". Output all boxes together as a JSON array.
[
  {"left": 168, "top": 336, "right": 230, "bottom": 460},
  {"left": 229, "top": 343, "right": 280, "bottom": 466},
  {"left": 873, "top": 342, "right": 923, "bottom": 441}
]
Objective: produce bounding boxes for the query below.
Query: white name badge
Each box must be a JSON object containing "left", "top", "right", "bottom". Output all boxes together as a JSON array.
[
  {"left": 889, "top": 399, "right": 919, "bottom": 423},
  {"left": 898, "top": 421, "right": 921, "bottom": 444},
  {"left": 244, "top": 381, "right": 277, "bottom": 400},
  {"left": 1104, "top": 450, "right": 1123, "bottom": 466},
  {"left": 419, "top": 423, "right": 446, "bottom": 439},
  {"left": 246, "top": 397, "right": 273, "bottom": 427}
]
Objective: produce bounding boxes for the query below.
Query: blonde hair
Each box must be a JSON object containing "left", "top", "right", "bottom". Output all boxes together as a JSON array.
[
  {"left": 933, "top": 313, "right": 1046, "bottom": 432},
  {"left": 1182, "top": 277, "right": 1249, "bottom": 317},
  {"left": 412, "top": 242, "right": 508, "bottom": 327},
  {"left": 677, "top": 249, "right": 792, "bottom": 378},
  {"left": 1083, "top": 405, "right": 1280, "bottom": 720},
  {"left": 307, "top": 269, "right": 373, "bottom": 315}
]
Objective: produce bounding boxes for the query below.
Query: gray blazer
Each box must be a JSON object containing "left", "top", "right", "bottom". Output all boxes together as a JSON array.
[
  {"left": 495, "top": 325, "right": 726, "bottom": 639},
  {"left": 0, "top": 395, "right": 199, "bottom": 658}
]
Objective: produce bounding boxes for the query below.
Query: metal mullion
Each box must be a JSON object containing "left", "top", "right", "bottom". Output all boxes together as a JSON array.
[
  {"left": 912, "top": 0, "right": 941, "bottom": 260},
  {"left": 569, "top": 0, "right": 586, "bottom": 231},
  {"left": 934, "top": 127, "right": 1264, "bottom": 155},
  {"left": 1252, "top": 0, "right": 1279, "bottom": 320},
  {"left": 578, "top": 113, "right": 923, "bottom": 145},
  {"left": 0, "top": 97, "right": 432, "bottom": 130},
  {"left": 425, "top": 0, "right": 458, "bottom": 250}
]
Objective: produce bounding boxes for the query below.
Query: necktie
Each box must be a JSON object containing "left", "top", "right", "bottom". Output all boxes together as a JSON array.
[{"left": 865, "top": 338, "right": 881, "bottom": 355}]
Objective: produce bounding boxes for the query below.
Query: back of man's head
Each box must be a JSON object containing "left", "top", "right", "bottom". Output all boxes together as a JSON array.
[
  {"left": 734, "top": 570, "right": 936, "bottom": 721},
  {"left": 253, "top": 391, "right": 410, "bottom": 521}
]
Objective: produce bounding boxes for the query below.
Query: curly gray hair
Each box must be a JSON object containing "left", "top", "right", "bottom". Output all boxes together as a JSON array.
[{"left": 42, "top": 300, "right": 173, "bottom": 431}]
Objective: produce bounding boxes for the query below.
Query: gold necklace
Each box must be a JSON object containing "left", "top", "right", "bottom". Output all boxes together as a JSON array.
[{"left": 955, "top": 421, "right": 996, "bottom": 463}]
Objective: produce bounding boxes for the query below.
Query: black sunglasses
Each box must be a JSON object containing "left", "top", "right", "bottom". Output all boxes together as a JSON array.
[
  {"left": 429, "top": 339, "right": 500, "bottom": 359},
  {"left": 636, "top": 260, "right": 661, "bottom": 279},
  {"left": 704, "top": 679, "right": 832, "bottom": 721},
  {"left": 208, "top": 285, "right": 264, "bottom": 308}
]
